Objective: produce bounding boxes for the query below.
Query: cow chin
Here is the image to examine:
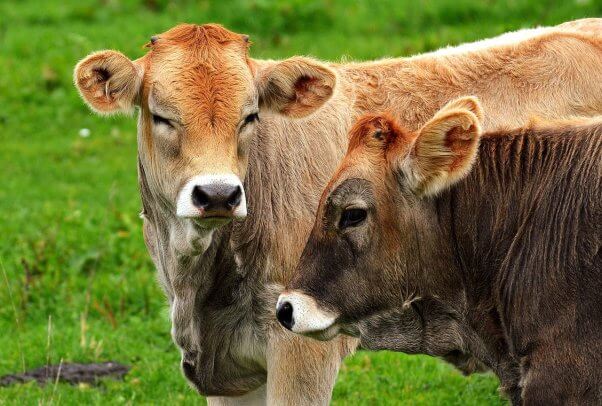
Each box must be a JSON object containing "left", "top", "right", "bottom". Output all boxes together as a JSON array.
[
  {"left": 169, "top": 218, "right": 216, "bottom": 257},
  {"left": 190, "top": 216, "right": 233, "bottom": 230}
]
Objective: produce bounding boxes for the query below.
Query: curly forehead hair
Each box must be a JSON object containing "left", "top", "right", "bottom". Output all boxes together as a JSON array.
[{"left": 144, "top": 24, "right": 250, "bottom": 58}]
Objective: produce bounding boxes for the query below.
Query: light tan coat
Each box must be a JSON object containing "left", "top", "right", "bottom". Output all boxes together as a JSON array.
[{"left": 74, "top": 19, "right": 602, "bottom": 404}]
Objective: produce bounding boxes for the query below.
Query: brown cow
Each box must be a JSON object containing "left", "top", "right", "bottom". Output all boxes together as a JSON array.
[
  {"left": 278, "top": 98, "right": 602, "bottom": 404},
  {"left": 74, "top": 20, "right": 602, "bottom": 404}
]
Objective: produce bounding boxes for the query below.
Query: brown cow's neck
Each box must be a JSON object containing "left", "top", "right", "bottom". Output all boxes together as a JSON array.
[
  {"left": 341, "top": 57, "right": 454, "bottom": 128},
  {"left": 433, "top": 123, "right": 601, "bottom": 374},
  {"left": 444, "top": 125, "right": 597, "bottom": 294}
]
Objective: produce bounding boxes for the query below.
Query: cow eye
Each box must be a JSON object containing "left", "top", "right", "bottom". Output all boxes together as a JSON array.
[
  {"left": 243, "top": 112, "right": 259, "bottom": 126},
  {"left": 339, "top": 208, "right": 367, "bottom": 229},
  {"left": 152, "top": 114, "right": 173, "bottom": 128}
]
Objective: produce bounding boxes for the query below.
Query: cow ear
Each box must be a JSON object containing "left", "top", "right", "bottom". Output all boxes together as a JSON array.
[
  {"left": 74, "top": 50, "right": 143, "bottom": 115},
  {"left": 437, "top": 95, "right": 484, "bottom": 122},
  {"left": 257, "top": 57, "right": 336, "bottom": 118},
  {"left": 406, "top": 97, "right": 483, "bottom": 196}
]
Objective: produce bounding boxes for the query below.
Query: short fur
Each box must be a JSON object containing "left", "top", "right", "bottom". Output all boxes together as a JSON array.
[
  {"left": 74, "top": 20, "right": 602, "bottom": 404},
  {"left": 289, "top": 109, "right": 602, "bottom": 404}
]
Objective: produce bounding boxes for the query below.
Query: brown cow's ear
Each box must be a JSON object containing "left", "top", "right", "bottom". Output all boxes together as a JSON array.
[
  {"left": 406, "top": 97, "right": 483, "bottom": 196},
  {"left": 437, "top": 95, "right": 484, "bottom": 122},
  {"left": 257, "top": 57, "right": 336, "bottom": 118},
  {"left": 74, "top": 50, "right": 143, "bottom": 115}
]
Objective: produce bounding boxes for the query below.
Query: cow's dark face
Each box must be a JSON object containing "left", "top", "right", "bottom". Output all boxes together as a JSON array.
[
  {"left": 277, "top": 98, "right": 483, "bottom": 342},
  {"left": 277, "top": 175, "right": 409, "bottom": 340}
]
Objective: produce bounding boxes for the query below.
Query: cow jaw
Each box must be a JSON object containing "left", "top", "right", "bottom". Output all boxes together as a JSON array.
[{"left": 276, "top": 291, "right": 340, "bottom": 340}]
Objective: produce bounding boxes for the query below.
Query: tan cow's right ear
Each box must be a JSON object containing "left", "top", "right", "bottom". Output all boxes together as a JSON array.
[
  {"left": 74, "top": 50, "right": 143, "bottom": 115},
  {"left": 256, "top": 57, "right": 336, "bottom": 118}
]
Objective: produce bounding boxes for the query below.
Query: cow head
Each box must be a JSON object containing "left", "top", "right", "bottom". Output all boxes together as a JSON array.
[
  {"left": 276, "top": 97, "right": 483, "bottom": 341},
  {"left": 74, "top": 24, "right": 336, "bottom": 254}
]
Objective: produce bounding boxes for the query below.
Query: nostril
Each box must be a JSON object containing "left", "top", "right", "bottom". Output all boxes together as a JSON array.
[
  {"left": 227, "top": 186, "right": 242, "bottom": 209},
  {"left": 182, "top": 359, "right": 195, "bottom": 379},
  {"left": 276, "top": 301, "right": 294, "bottom": 331},
  {"left": 191, "top": 186, "right": 210, "bottom": 209}
]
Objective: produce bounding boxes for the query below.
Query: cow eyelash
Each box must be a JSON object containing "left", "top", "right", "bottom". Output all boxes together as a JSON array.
[
  {"left": 339, "top": 208, "right": 368, "bottom": 229},
  {"left": 242, "top": 112, "right": 259, "bottom": 126},
  {"left": 152, "top": 114, "right": 173, "bottom": 128}
]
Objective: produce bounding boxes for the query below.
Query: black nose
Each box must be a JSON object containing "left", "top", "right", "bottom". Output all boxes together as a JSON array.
[
  {"left": 191, "top": 184, "right": 242, "bottom": 214},
  {"left": 276, "top": 301, "right": 294, "bottom": 330}
]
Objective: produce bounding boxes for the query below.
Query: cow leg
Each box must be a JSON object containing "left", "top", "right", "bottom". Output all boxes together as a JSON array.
[
  {"left": 265, "top": 327, "right": 357, "bottom": 405},
  {"left": 520, "top": 344, "right": 601, "bottom": 406},
  {"left": 207, "top": 385, "right": 267, "bottom": 406},
  {"left": 520, "top": 363, "right": 570, "bottom": 406}
]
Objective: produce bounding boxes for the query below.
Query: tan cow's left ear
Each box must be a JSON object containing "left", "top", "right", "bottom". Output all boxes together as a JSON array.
[
  {"left": 256, "top": 57, "right": 336, "bottom": 118},
  {"left": 407, "top": 97, "right": 483, "bottom": 196}
]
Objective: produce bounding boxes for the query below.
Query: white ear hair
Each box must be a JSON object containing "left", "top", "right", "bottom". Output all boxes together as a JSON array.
[
  {"left": 403, "top": 98, "right": 483, "bottom": 196},
  {"left": 437, "top": 96, "right": 483, "bottom": 122}
]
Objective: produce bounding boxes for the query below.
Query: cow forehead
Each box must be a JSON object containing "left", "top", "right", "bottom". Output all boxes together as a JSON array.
[
  {"left": 150, "top": 57, "right": 252, "bottom": 123},
  {"left": 327, "top": 148, "right": 382, "bottom": 192},
  {"left": 144, "top": 24, "right": 254, "bottom": 125}
]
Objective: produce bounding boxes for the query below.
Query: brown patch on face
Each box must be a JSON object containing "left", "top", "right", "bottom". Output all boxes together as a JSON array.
[
  {"left": 346, "top": 113, "right": 410, "bottom": 152},
  {"left": 146, "top": 24, "right": 250, "bottom": 55},
  {"left": 323, "top": 114, "right": 416, "bottom": 203},
  {"left": 311, "top": 114, "right": 417, "bottom": 250}
]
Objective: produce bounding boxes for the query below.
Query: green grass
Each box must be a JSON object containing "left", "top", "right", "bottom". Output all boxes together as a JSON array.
[{"left": 0, "top": 0, "right": 599, "bottom": 404}]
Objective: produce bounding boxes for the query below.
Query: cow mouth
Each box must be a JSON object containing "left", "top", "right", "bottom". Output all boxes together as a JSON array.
[
  {"left": 302, "top": 323, "right": 342, "bottom": 341},
  {"left": 191, "top": 215, "right": 233, "bottom": 228},
  {"left": 276, "top": 291, "right": 342, "bottom": 340},
  {"left": 304, "top": 319, "right": 362, "bottom": 341},
  {"left": 199, "top": 215, "right": 232, "bottom": 221}
]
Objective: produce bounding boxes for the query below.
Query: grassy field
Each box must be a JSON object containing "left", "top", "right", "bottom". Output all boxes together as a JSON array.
[{"left": 0, "top": 0, "right": 599, "bottom": 404}]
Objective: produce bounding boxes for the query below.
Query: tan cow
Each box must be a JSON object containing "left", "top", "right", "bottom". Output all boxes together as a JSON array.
[
  {"left": 277, "top": 99, "right": 602, "bottom": 404},
  {"left": 74, "top": 20, "right": 601, "bottom": 404}
]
